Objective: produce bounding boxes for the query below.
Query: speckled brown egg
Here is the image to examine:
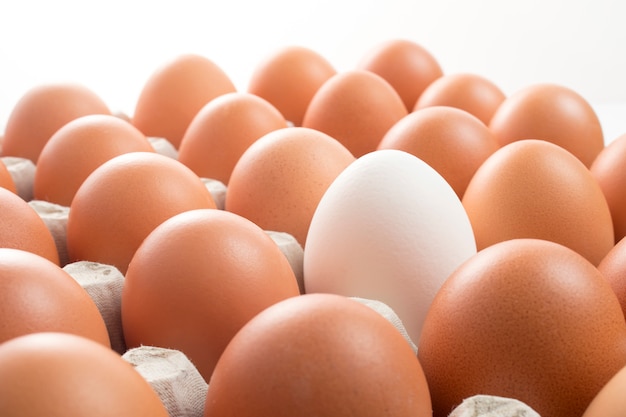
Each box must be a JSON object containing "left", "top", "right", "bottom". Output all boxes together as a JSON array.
[
  {"left": 462, "top": 139, "right": 614, "bottom": 266},
  {"left": 225, "top": 126, "right": 355, "bottom": 246},
  {"left": 598, "top": 236, "right": 626, "bottom": 319},
  {"left": 583, "top": 365, "right": 626, "bottom": 417},
  {"left": 418, "top": 238, "right": 626, "bottom": 417},
  {"left": 247, "top": 46, "right": 337, "bottom": 126},
  {"left": 488, "top": 83, "right": 604, "bottom": 167},
  {"left": 357, "top": 38, "right": 443, "bottom": 111},
  {"left": 177, "top": 92, "right": 288, "bottom": 185},
  {"left": 1, "top": 83, "right": 111, "bottom": 163},
  {"left": 302, "top": 70, "right": 408, "bottom": 157},
  {"left": 132, "top": 54, "right": 236, "bottom": 148},
  {"left": 414, "top": 72, "right": 506, "bottom": 125},
  {"left": 204, "top": 293, "right": 432, "bottom": 417},
  {"left": 0, "top": 248, "right": 110, "bottom": 347},
  {"left": 378, "top": 106, "right": 499, "bottom": 198}
]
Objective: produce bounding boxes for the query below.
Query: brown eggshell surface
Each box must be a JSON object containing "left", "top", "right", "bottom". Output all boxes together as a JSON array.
[
  {"left": 66, "top": 152, "right": 216, "bottom": 274},
  {"left": 462, "top": 139, "right": 614, "bottom": 266},
  {"left": 302, "top": 70, "right": 408, "bottom": 157},
  {"left": 414, "top": 72, "right": 506, "bottom": 125},
  {"left": 177, "top": 92, "right": 288, "bottom": 185},
  {"left": 225, "top": 126, "right": 355, "bottom": 246},
  {"left": 488, "top": 83, "right": 604, "bottom": 167},
  {"left": 358, "top": 38, "right": 443, "bottom": 111},
  {"left": 583, "top": 365, "right": 626, "bottom": 417},
  {"left": 378, "top": 106, "right": 499, "bottom": 198},
  {"left": 0, "top": 160, "right": 17, "bottom": 194},
  {"left": 34, "top": 114, "right": 155, "bottom": 206},
  {"left": 122, "top": 208, "right": 300, "bottom": 381},
  {"left": 132, "top": 53, "right": 237, "bottom": 148},
  {"left": 0, "top": 332, "right": 169, "bottom": 417},
  {"left": 418, "top": 238, "right": 626, "bottom": 417},
  {"left": 247, "top": 45, "right": 337, "bottom": 126},
  {"left": 0, "top": 248, "right": 110, "bottom": 347},
  {"left": 598, "top": 236, "right": 626, "bottom": 320},
  {"left": 204, "top": 293, "right": 432, "bottom": 417},
  {"left": 1, "top": 83, "right": 111, "bottom": 163}
]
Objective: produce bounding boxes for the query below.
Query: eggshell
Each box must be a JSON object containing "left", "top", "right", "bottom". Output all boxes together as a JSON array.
[
  {"left": 591, "top": 133, "right": 626, "bottom": 243},
  {"left": 177, "top": 92, "right": 288, "bottom": 185},
  {"left": 2, "top": 156, "right": 36, "bottom": 200},
  {"left": 414, "top": 72, "right": 506, "bottom": 125},
  {"left": 378, "top": 106, "right": 499, "bottom": 198},
  {"left": 302, "top": 70, "right": 408, "bottom": 157},
  {"left": 0, "top": 159, "right": 17, "bottom": 194},
  {"left": 204, "top": 293, "right": 432, "bottom": 417},
  {"left": 122, "top": 208, "right": 300, "bottom": 381},
  {"left": 488, "top": 83, "right": 604, "bottom": 167},
  {"left": 418, "top": 238, "right": 626, "bottom": 417},
  {"left": 583, "top": 365, "right": 626, "bottom": 417},
  {"left": 0, "top": 186, "right": 59, "bottom": 264},
  {"left": 304, "top": 149, "right": 476, "bottom": 344},
  {"left": 132, "top": 54, "right": 237, "bottom": 148},
  {"left": 225, "top": 126, "right": 355, "bottom": 246},
  {"left": 247, "top": 45, "right": 337, "bottom": 126},
  {"left": 358, "top": 39, "right": 443, "bottom": 111},
  {"left": 462, "top": 139, "right": 614, "bottom": 266},
  {"left": 34, "top": 114, "right": 155, "bottom": 206},
  {"left": 0, "top": 332, "right": 169, "bottom": 417},
  {"left": 1, "top": 83, "right": 111, "bottom": 162},
  {"left": 598, "top": 236, "right": 626, "bottom": 319},
  {"left": 66, "top": 152, "right": 216, "bottom": 274},
  {"left": 0, "top": 248, "right": 110, "bottom": 347}
]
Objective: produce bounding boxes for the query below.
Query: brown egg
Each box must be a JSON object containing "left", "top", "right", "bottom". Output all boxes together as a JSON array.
[
  {"left": 302, "top": 70, "right": 408, "bottom": 157},
  {"left": 488, "top": 83, "right": 604, "bottom": 167},
  {"left": 66, "top": 152, "right": 216, "bottom": 274},
  {"left": 462, "top": 139, "right": 613, "bottom": 266},
  {"left": 122, "top": 208, "right": 300, "bottom": 381},
  {"left": 247, "top": 45, "right": 337, "bottom": 126},
  {"left": 34, "top": 114, "right": 155, "bottom": 206},
  {"left": 177, "top": 92, "right": 288, "bottom": 185},
  {"left": 0, "top": 160, "right": 17, "bottom": 194},
  {"left": 418, "top": 238, "right": 626, "bottom": 417},
  {"left": 132, "top": 53, "right": 237, "bottom": 148},
  {"left": 0, "top": 248, "right": 110, "bottom": 347},
  {"left": 1, "top": 83, "right": 111, "bottom": 163},
  {"left": 225, "top": 127, "right": 355, "bottom": 246},
  {"left": 591, "top": 133, "right": 626, "bottom": 243},
  {"left": 378, "top": 106, "right": 500, "bottom": 198},
  {"left": 414, "top": 72, "right": 506, "bottom": 125},
  {"left": 583, "top": 365, "right": 626, "bottom": 417},
  {"left": 598, "top": 236, "right": 626, "bottom": 319},
  {"left": 204, "top": 293, "right": 432, "bottom": 417},
  {"left": 0, "top": 186, "right": 59, "bottom": 264},
  {"left": 357, "top": 38, "right": 443, "bottom": 111},
  {"left": 0, "top": 332, "right": 169, "bottom": 416}
]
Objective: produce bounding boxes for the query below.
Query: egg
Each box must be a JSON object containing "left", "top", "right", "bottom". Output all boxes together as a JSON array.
[
  {"left": 1, "top": 83, "right": 111, "bottom": 163},
  {"left": 177, "top": 92, "right": 288, "bottom": 185},
  {"left": 66, "top": 152, "right": 216, "bottom": 274},
  {"left": 122, "top": 208, "right": 300, "bottom": 381},
  {"left": 591, "top": 133, "right": 626, "bottom": 243},
  {"left": 204, "top": 293, "right": 432, "bottom": 417},
  {"left": 0, "top": 186, "right": 60, "bottom": 264},
  {"left": 357, "top": 38, "right": 443, "bottom": 111},
  {"left": 414, "top": 72, "right": 506, "bottom": 125},
  {"left": 0, "top": 248, "right": 110, "bottom": 347},
  {"left": 34, "top": 114, "right": 155, "bottom": 206},
  {"left": 247, "top": 45, "right": 337, "bottom": 126},
  {"left": 132, "top": 53, "right": 237, "bottom": 148},
  {"left": 418, "top": 238, "right": 626, "bottom": 417},
  {"left": 462, "top": 139, "right": 613, "bottom": 266},
  {"left": 488, "top": 83, "right": 604, "bottom": 167},
  {"left": 304, "top": 149, "right": 476, "bottom": 344},
  {"left": 0, "top": 160, "right": 17, "bottom": 194},
  {"left": 225, "top": 126, "right": 355, "bottom": 246},
  {"left": 598, "top": 236, "right": 626, "bottom": 319},
  {"left": 583, "top": 365, "right": 626, "bottom": 417},
  {"left": 0, "top": 332, "right": 169, "bottom": 416},
  {"left": 302, "top": 70, "right": 408, "bottom": 157},
  {"left": 378, "top": 106, "right": 500, "bottom": 198}
]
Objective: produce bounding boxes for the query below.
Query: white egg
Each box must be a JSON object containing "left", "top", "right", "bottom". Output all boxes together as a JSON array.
[{"left": 303, "top": 149, "right": 476, "bottom": 344}]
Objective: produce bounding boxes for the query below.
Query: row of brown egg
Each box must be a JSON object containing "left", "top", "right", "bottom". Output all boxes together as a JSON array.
[{"left": 1, "top": 38, "right": 626, "bottom": 417}]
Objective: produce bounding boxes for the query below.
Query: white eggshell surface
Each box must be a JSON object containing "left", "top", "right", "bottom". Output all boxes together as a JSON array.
[{"left": 303, "top": 149, "right": 476, "bottom": 344}]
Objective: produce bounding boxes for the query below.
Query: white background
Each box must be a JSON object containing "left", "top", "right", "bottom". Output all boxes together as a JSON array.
[{"left": 2, "top": 0, "right": 626, "bottom": 141}]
